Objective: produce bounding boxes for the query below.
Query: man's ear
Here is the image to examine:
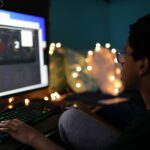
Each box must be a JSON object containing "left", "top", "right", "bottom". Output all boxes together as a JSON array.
[{"left": 137, "top": 58, "right": 150, "bottom": 76}]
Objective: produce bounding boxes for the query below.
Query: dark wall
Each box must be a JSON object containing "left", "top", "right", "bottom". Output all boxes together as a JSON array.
[{"left": 51, "top": 0, "right": 150, "bottom": 52}]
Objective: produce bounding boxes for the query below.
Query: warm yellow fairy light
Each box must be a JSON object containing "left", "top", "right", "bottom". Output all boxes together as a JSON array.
[
  {"left": 105, "top": 43, "right": 111, "bottom": 49},
  {"left": 72, "top": 72, "right": 79, "bottom": 78},
  {"left": 95, "top": 43, "right": 101, "bottom": 52},
  {"left": 95, "top": 47, "right": 101, "bottom": 52},
  {"left": 87, "top": 65, "right": 92, "bottom": 71},
  {"left": 8, "top": 104, "right": 13, "bottom": 109},
  {"left": 96, "top": 43, "right": 101, "bottom": 47},
  {"left": 76, "top": 83, "right": 81, "bottom": 88},
  {"left": 109, "top": 75, "right": 115, "bottom": 81},
  {"left": 50, "top": 43, "right": 55, "bottom": 48},
  {"left": 116, "top": 68, "right": 121, "bottom": 75},
  {"left": 51, "top": 94, "right": 56, "bottom": 101},
  {"left": 54, "top": 92, "right": 61, "bottom": 99},
  {"left": 76, "top": 66, "right": 82, "bottom": 72},
  {"left": 88, "top": 50, "right": 93, "bottom": 55},
  {"left": 114, "top": 80, "right": 122, "bottom": 89},
  {"left": 49, "top": 43, "right": 55, "bottom": 55},
  {"left": 44, "top": 96, "right": 49, "bottom": 101},
  {"left": 111, "top": 48, "right": 117, "bottom": 54},
  {"left": 73, "top": 104, "right": 78, "bottom": 108},
  {"left": 24, "top": 98, "right": 30, "bottom": 106},
  {"left": 56, "top": 42, "right": 61, "bottom": 48},
  {"left": 114, "top": 58, "right": 118, "bottom": 63},
  {"left": 49, "top": 49, "right": 54, "bottom": 55},
  {"left": 114, "top": 88, "right": 119, "bottom": 95},
  {"left": 8, "top": 97, "right": 15, "bottom": 103},
  {"left": 50, "top": 92, "right": 61, "bottom": 101}
]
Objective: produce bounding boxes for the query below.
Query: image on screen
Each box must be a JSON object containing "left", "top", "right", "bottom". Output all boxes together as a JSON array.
[{"left": 0, "top": 9, "right": 48, "bottom": 97}]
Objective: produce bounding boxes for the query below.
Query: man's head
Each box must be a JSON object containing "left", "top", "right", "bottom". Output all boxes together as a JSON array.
[{"left": 119, "top": 14, "right": 150, "bottom": 90}]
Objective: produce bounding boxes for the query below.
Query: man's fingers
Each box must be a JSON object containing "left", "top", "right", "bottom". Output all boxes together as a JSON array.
[{"left": 0, "top": 119, "right": 19, "bottom": 132}]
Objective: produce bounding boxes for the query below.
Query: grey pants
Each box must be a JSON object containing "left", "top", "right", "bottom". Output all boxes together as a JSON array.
[{"left": 58, "top": 108, "right": 119, "bottom": 150}]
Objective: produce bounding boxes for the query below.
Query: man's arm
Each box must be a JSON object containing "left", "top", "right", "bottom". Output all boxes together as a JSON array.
[{"left": 0, "top": 119, "right": 65, "bottom": 150}]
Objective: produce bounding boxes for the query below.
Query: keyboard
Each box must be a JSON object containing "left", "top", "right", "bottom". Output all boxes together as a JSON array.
[{"left": 0, "top": 101, "right": 61, "bottom": 143}]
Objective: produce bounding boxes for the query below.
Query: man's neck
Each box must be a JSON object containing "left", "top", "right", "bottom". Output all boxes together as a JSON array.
[{"left": 141, "top": 87, "right": 150, "bottom": 110}]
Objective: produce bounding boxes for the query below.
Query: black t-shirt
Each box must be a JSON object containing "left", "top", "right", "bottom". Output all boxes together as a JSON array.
[{"left": 105, "top": 110, "right": 150, "bottom": 150}]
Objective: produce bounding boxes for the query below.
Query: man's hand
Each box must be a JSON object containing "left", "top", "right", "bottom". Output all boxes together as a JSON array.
[
  {"left": 0, "top": 119, "right": 65, "bottom": 150},
  {"left": 0, "top": 118, "right": 41, "bottom": 145}
]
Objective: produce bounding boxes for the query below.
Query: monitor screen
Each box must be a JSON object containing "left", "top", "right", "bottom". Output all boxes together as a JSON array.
[{"left": 0, "top": 9, "right": 49, "bottom": 97}]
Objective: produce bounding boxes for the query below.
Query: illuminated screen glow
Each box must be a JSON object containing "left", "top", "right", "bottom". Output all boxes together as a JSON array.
[{"left": 0, "top": 9, "right": 48, "bottom": 97}]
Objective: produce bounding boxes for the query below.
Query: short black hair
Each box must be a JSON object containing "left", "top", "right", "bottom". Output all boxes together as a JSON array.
[{"left": 128, "top": 14, "right": 150, "bottom": 60}]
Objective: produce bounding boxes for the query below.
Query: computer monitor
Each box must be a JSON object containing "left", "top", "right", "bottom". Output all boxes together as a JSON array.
[{"left": 0, "top": 9, "right": 49, "bottom": 97}]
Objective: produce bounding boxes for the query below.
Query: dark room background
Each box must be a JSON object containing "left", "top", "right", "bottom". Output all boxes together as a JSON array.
[
  {"left": 1, "top": 0, "right": 150, "bottom": 52},
  {"left": 50, "top": 0, "right": 150, "bottom": 52}
]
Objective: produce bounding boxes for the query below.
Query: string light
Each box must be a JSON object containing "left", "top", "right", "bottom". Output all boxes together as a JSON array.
[
  {"left": 87, "top": 65, "right": 92, "bottom": 71},
  {"left": 95, "top": 43, "right": 101, "bottom": 47},
  {"left": 114, "top": 88, "right": 119, "bottom": 95},
  {"left": 76, "top": 66, "right": 82, "bottom": 72},
  {"left": 76, "top": 83, "right": 81, "bottom": 88},
  {"left": 56, "top": 42, "right": 61, "bottom": 48},
  {"left": 95, "top": 43, "right": 101, "bottom": 52},
  {"left": 44, "top": 96, "right": 49, "bottom": 101},
  {"left": 85, "top": 43, "right": 124, "bottom": 96},
  {"left": 109, "top": 75, "right": 115, "bottom": 81},
  {"left": 49, "top": 43, "right": 55, "bottom": 55},
  {"left": 88, "top": 50, "right": 93, "bottom": 56},
  {"left": 105, "top": 43, "right": 111, "bottom": 48},
  {"left": 114, "top": 80, "right": 122, "bottom": 89},
  {"left": 50, "top": 92, "right": 61, "bottom": 101},
  {"left": 116, "top": 68, "right": 121, "bottom": 75},
  {"left": 114, "top": 58, "right": 118, "bottom": 63},
  {"left": 72, "top": 72, "right": 79, "bottom": 78},
  {"left": 73, "top": 103, "right": 78, "bottom": 108},
  {"left": 24, "top": 98, "right": 30, "bottom": 106},
  {"left": 8, "top": 104, "right": 13, "bottom": 109},
  {"left": 8, "top": 97, "right": 15, "bottom": 103},
  {"left": 111, "top": 48, "right": 117, "bottom": 54}
]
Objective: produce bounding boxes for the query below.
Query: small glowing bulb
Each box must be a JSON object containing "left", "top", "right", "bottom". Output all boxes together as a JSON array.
[
  {"left": 24, "top": 98, "right": 30, "bottom": 106},
  {"left": 111, "top": 48, "right": 117, "bottom": 54},
  {"left": 88, "top": 50, "right": 93, "bottom": 55},
  {"left": 76, "top": 83, "right": 81, "bottom": 88},
  {"left": 51, "top": 93, "right": 56, "bottom": 101},
  {"left": 95, "top": 47, "right": 101, "bottom": 52},
  {"left": 95, "top": 43, "right": 101, "bottom": 48},
  {"left": 50, "top": 43, "right": 55, "bottom": 48},
  {"left": 49, "top": 49, "right": 54, "bottom": 55},
  {"left": 56, "top": 42, "right": 61, "bottom": 48},
  {"left": 8, "top": 97, "right": 15, "bottom": 103},
  {"left": 44, "top": 96, "right": 49, "bottom": 101},
  {"left": 54, "top": 92, "right": 61, "bottom": 99},
  {"left": 49, "top": 43, "right": 55, "bottom": 55},
  {"left": 73, "top": 104, "right": 78, "bottom": 108},
  {"left": 50, "top": 92, "right": 61, "bottom": 101},
  {"left": 114, "top": 58, "right": 118, "bottom": 63},
  {"left": 76, "top": 66, "right": 82, "bottom": 72},
  {"left": 105, "top": 43, "right": 111, "bottom": 49},
  {"left": 114, "top": 81, "right": 122, "bottom": 89},
  {"left": 109, "top": 75, "right": 115, "bottom": 81},
  {"left": 72, "top": 72, "right": 78, "bottom": 78},
  {"left": 87, "top": 66, "right": 92, "bottom": 71},
  {"left": 114, "top": 88, "right": 119, "bottom": 95},
  {"left": 8, "top": 104, "right": 13, "bottom": 109},
  {"left": 116, "top": 68, "right": 121, "bottom": 75}
]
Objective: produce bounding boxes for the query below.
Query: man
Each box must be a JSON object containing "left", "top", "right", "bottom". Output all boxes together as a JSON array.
[{"left": 0, "top": 14, "right": 150, "bottom": 150}]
